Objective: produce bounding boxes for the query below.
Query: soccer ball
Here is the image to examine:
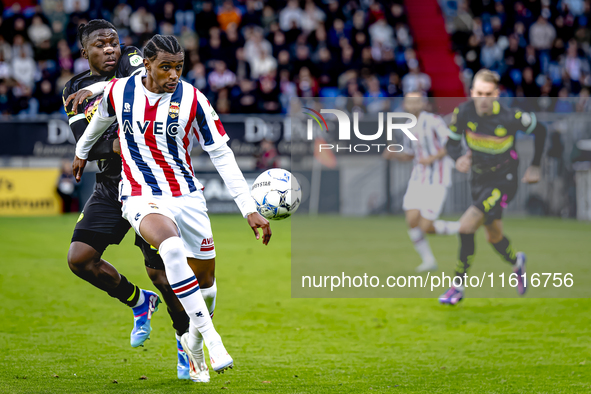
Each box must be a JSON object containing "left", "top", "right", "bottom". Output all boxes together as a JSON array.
[{"left": 251, "top": 169, "right": 302, "bottom": 220}]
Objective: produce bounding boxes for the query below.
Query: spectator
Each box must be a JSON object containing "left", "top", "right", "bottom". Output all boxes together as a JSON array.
[
  {"left": 232, "top": 79, "right": 257, "bottom": 113},
  {"left": 401, "top": 59, "right": 431, "bottom": 94},
  {"left": 194, "top": 1, "right": 218, "bottom": 40},
  {"left": 295, "top": 67, "right": 319, "bottom": 97},
  {"left": 243, "top": 27, "right": 272, "bottom": 65},
  {"left": 250, "top": 47, "right": 277, "bottom": 79},
  {"left": 35, "top": 79, "right": 61, "bottom": 114},
  {"left": 561, "top": 40, "right": 589, "bottom": 94},
  {"left": 208, "top": 60, "right": 236, "bottom": 92},
  {"left": 0, "top": 81, "right": 15, "bottom": 114},
  {"left": 279, "top": 0, "right": 303, "bottom": 31},
  {"left": 529, "top": 15, "right": 556, "bottom": 51},
  {"left": 555, "top": 87, "right": 574, "bottom": 113},
  {"left": 0, "top": 52, "right": 11, "bottom": 80},
  {"left": 480, "top": 35, "right": 503, "bottom": 71},
  {"left": 28, "top": 15, "right": 52, "bottom": 48},
  {"left": 187, "top": 62, "right": 208, "bottom": 92},
  {"left": 64, "top": 0, "right": 89, "bottom": 14},
  {"left": 217, "top": 0, "right": 241, "bottom": 32},
  {"left": 12, "top": 48, "right": 36, "bottom": 88},
  {"left": 257, "top": 77, "right": 281, "bottom": 113},
  {"left": 233, "top": 47, "right": 252, "bottom": 81},
  {"left": 241, "top": 0, "right": 262, "bottom": 29},
  {"left": 130, "top": 7, "right": 156, "bottom": 36},
  {"left": 300, "top": 0, "right": 325, "bottom": 34},
  {"left": 368, "top": 17, "right": 395, "bottom": 48}
]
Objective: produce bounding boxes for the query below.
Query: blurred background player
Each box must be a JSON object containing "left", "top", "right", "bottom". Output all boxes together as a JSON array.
[
  {"left": 62, "top": 20, "right": 191, "bottom": 379},
  {"left": 384, "top": 91, "right": 459, "bottom": 272},
  {"left": 73, "top": 35, "right": 272, "bottom": 382},
  {"left": 440, "top": 69, "right": 547, "bottom": 305}
]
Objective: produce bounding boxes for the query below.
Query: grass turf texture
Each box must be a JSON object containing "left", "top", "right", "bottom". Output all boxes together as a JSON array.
[{"left": 0, "top": 215, "right": 590, "bottom": 393}]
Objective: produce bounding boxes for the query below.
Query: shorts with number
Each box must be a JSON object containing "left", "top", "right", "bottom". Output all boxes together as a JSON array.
[
  {"left": 402, "top": 182, "right": 448, "bottom": 221},
  {"left": 471, "top": 172, "right": 518, "bottom": 225},
  {"left": 122, "top": 190, "right": 216, "bottom": 260}
]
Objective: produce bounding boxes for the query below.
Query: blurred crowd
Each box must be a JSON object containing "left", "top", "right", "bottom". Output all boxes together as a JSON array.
[
  {"left": 0, "top": 0, "right": 419, "bottom": 116},
  {"left": 446, "top": 0, "right": 591, "bottom": 112},
  {"left": 2, "top": 0, "right": 591, "bottom": 117}
]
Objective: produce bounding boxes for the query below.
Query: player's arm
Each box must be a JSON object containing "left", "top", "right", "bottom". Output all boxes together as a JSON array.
[
  {"left": 517, "top": 111, "right": 547, "bottom": 183},
  {"left": 446, "top": 106, "right": 471, "bottom": 173},
  {"left": 193, "top": 90, "right": 271, "bottom": 245},
  {"left": 63, "top": 84, "right": 117, "bottom": 162},
  {"left": 64, "top": 81, "right": 109, "bottom": 114},
  {"left": 73, "top": 83, "right": 117, "bottom": 182}
]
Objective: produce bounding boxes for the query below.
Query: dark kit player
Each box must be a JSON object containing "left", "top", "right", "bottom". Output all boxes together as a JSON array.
[
  {"left": 439, "top": 69, "right": 547, "bottom": 305},
  {"left": 62, "top": 20, "right": 191, "bottom": 379}
]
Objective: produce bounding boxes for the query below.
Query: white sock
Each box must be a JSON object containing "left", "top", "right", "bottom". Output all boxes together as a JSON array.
[
  {"left": 132, "top": 289, "right": 145, "bottom": 309},
  {"left": 408, "top": 227, "right": 436, "bottom": 263},
  {"left": 434, "top": 220, "right": 461, "bottom": 235},
  {"left": 159, "top": 237, "right": 220, "bottom": 352},
  {"left": 188, "top": 280, "right": 217, "bottom": 352}
]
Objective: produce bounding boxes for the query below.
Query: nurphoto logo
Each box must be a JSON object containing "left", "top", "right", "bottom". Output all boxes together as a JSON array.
[{"left": 303, "top": 107, "right": 417, "bottom": 153}]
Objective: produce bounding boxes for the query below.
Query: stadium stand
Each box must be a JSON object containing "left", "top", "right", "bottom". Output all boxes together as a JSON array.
[{"left": 1, "top": 0, "right": 591, "bottom": 117}]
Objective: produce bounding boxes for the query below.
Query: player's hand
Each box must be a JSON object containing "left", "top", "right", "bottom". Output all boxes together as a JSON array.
[
  {"left": 72, "top": 156, "right": 87, "bottom": 182},
  {"left": 418, "top": 155, "right": 434, "bottom": 165},
  {"left": 522, "top": 165, "right": 541, "bottom": 184},
  {"left": 65, "top": 89, "right": 93, "bottom": 114},
  {"left": 113, "top": 138, "right": 121, "bottom": 155},
  {"left": 247, "top": 212, "right": 272, "bottom": 245},
  {"left": 456, "top": 152, "right": 472, "bottom": 173}
]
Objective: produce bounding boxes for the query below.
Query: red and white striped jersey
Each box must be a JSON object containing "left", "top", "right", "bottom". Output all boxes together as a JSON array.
[
  {"left": 100, "top": 75, "right": 229, "bottom": 198},
  {"left": 403, "top": 111, "right": 454, "bottom": 187}
]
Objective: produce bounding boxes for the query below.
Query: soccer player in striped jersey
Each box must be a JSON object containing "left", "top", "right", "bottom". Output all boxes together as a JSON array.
[
  {"left": 73, "top": 35, "right": 271, "bottom": 382},
  {"left": 439, "top": 69, "right": 547, "bottom": 305},
  {"left": 384, "top": 92, "right": 459, "bottom": 272},
  {"left": 63, "top": 20, "right": 193, "bottom": 379}
]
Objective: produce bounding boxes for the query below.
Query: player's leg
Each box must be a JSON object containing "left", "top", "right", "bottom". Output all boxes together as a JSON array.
[
  {"left": 136, "top": 234, "right": 192, "bottom": 379},
  {"left": 485, "top": 221, "right": 526, "bottom": 295},
  {"left": 439, "top": 205, "right": 484, "bottom": 305},
  {"left": 483, "top": 179, "right": 526, "bottom": 294},
  {"left": 129, "top": 205, "right": 231, "bottom": 377},
  {"left": 67, "top": 194, "right": 160, "bottom": 347},
  {"left": 403, "top": 183, "right": 437, "bottom": 272},
  {"left": 405, "top": 210, "right": 438, "bottom": 272},
  {"left": 181, "top": 257, "right": 217, "bottom": 382}
]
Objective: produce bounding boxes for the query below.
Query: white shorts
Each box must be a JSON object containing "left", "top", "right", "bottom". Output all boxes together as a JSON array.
[
  {"left": 402, "top": 182, "right": 448, "bottom": 221},
  {"left": 122, "top": 190, "right": 215, "bottom": 260}
]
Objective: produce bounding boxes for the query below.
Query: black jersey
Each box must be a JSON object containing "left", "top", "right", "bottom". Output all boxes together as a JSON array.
[
  {"left": 63, "top": 46, "right": 145, "bottom": 181},
  {"left": 447, "top": 100, "right": 537, "bottom": 176}
]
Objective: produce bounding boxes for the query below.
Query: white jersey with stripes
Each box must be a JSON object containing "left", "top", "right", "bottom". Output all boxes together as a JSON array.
[
  {"left": 75, "top": 75, "right": 257, "bottom": 217},
  {"left": 403, "top": 111, "right": 454, "bottom": 187}
]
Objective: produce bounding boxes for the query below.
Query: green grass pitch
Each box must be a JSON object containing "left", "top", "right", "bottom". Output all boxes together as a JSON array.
[{"left": 1, "top": 214, "right": 591, "bottom": 393}]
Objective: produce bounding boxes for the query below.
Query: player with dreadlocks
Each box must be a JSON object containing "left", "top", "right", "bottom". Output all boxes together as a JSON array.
[
  {"left": 63, "top": 20, "right": 192, "bottom": 379},
  {"left": 73, "top": 34, "right": 272, "bottom": 382}
]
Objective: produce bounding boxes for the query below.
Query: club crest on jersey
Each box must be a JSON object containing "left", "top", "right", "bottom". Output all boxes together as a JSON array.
[
  {"left": 124, "top": 103, "right": 131, "bottom": 113},
  {"left": 169, "top": 101, "right": 180, "bottom": 119}
]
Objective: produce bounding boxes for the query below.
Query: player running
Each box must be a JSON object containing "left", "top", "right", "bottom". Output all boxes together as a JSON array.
[
  {"left": 439, "top": 69, "right": 547, "bottom": 305},
  {"left": 384, "top": 92, "right": 460, "bottom": 272},
  {"left": 73, "top": 35, "right": 271, "bottom": 382},
  {"left": 63, "top": 20, "right": 192, "bottom": 379}
]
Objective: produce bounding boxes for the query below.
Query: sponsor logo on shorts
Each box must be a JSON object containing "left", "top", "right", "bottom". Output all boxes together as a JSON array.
[
  {"left": 134, "top": 213, "right": 141, "bottom": 221},
  {"left": 200, "top": 237, "right": 214, "bottom": 252},
  {"left": 148, "top": 202, "right": 159, "bottom": 209}
]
